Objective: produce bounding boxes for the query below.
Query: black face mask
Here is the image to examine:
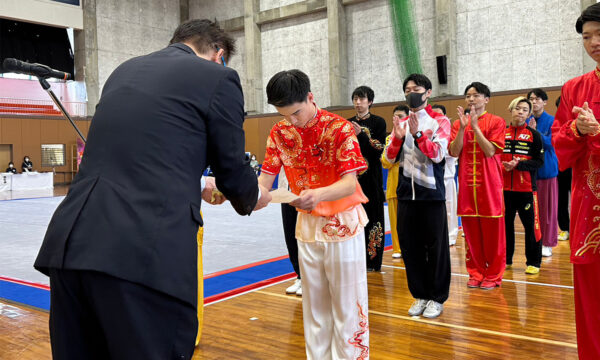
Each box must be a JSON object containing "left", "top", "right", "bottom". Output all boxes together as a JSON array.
[{"left": 406, "top": 91, "right": 427, "bottom": 109}]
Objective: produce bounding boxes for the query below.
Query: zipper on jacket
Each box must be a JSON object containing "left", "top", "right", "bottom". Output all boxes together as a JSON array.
[{"left": 511, "top": 127, "right": 516, "bottom": 191}]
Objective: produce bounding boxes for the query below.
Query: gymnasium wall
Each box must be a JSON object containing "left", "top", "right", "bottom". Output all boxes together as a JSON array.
[
  {"left": 454, "top": 0, "right": 591, "bottom": 94},
  {"left": 191, "top": 0, "right": 592, "bottom": 114},
  {"left": 0, "top": 116, "right": 90, "bottom": 183},
  {"left": 94, "top": 0, "right": 181, "bottom": 92}
]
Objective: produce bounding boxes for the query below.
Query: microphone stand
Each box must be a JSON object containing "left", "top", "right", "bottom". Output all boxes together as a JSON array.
[{"left": 38, "top": 77, "right": 87, "bottom": 143}]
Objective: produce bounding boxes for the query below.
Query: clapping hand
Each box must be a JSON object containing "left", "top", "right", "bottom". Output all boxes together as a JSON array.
[
  {"left": 408, "top": 113, "right": 419, "bottom": 136},
  {"left": 457, "top": 106, "right": 469, "bottom": 129},
  {"left": 392, "top": 115, "right": 406, "bottom": 140},
  {"left": 469, "top": 105, "right": 480, "bottom": 129},
  {"left": 529, "top": 117, "right": 537, "bottom": 130},
  {"left": 573, "top": 102, "right": 599, "bottom": 135}
]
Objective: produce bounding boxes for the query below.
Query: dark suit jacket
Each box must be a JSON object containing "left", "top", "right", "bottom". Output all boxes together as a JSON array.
[{"left": 34, "top": 43, "right": 259, "bottom": 306}]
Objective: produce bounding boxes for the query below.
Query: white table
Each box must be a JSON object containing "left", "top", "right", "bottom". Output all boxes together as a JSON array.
[
  {"left": 0, "top": 172, "right": 54, "bottom": 192},
  {"left": 0, "top": 174, "right": 10, "bottom": 192}
]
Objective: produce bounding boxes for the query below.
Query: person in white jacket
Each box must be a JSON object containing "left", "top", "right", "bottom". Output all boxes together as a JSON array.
[{"left": 382, "top": 74, "right": 452, "bottom": 319}]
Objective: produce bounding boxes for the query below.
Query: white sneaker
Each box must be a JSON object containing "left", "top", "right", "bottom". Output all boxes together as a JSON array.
[
  {"left": 286, "top": 279, "right": 301, "bottom": 294},
  {"left": 542, "top": 246, "right": 553, "bottom": 257},
  {"left": 392, "top": 252, "right": 402, "bottom": 259},
  {"left": 408, "top": 299, "right": 428, "bottom": 316},
  {"left": 296, "top": 285, "right": 302, "bottom": 296},
  {"left": 558, "top": 231, "right": 569, "bottom": 241},
  {"left": 423, "top": 300, "right": 443, "bottom": 318}
]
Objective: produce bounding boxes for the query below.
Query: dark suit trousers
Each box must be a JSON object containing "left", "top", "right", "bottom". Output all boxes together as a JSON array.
[
  {"left": 49, "top": 269, "right": 197, "bottom": 360},
  {"left": 397, "top": 201, "right": 451, "bottom": 304},
  {"left": 281, "top": 203, "right": 300, "bottom": 278}
]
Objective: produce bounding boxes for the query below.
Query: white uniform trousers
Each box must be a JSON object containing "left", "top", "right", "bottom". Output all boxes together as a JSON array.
[
  {"left": 445, "top": 177, "right": 459, "bottom": 245},
  {"left": 298, "top": 233, "right": 369, "bottom": 360}
]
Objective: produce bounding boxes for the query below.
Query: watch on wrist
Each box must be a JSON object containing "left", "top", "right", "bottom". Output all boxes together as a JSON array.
[{"left": 415, "top": 131, "right": 423, "bottom": 139}]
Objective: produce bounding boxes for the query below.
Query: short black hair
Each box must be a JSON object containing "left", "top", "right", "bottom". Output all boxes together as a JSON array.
[
  {"left": 351, "top": 86, "right": 374, "bottom": 104},
  {"left": 266, "top": 70, "right": 311, "bottom": 107},
  {"left": 555, "top": 96, "right": 561, "bottom": 108},
  {"left": 170, "top": 19, "right": 236, "bottom": 61},
  {"left": 527, "top": 88, "right": 548, "bottom": 101},
  {"left": 576, "top": 3, "right": 600, "bottom": 34},
  {"left": 432, "top": 104, "right": 447, "bottom": 115},
  {"left": 464, "top": 82, "right": 491, "bottom": 98},
  {"left": 402, "top": 74, "right": 432, "bottom": 92},
  {"left": 393, "top": 104, "right": 409, "bottom": 115}
]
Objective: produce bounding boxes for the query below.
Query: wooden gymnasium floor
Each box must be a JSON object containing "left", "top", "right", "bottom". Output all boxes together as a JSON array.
[{"left": 1, "top": 223, "right": 576, "bottom": 360}]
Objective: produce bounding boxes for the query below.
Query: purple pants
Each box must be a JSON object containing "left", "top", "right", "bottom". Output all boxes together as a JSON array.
[{"left": 537, "top": 177, "right": 558, "bottom": 247}]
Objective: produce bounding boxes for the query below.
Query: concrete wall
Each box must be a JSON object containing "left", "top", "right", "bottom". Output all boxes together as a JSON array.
[
  {"left": 455, "top": 0, "right": 586, "bottom": 95},
  {"left": 345, "top": 0, "right": 441, "bottom": 105},
  {"left": 345, "top": 0, "right": 400, "bottom": 106},
  {"left": 260, "top": 0, "right": 306, "bottom": 12},
  {"left": 190, "top": 0, "right": 244, "bottom": 22},
  {"left": 187, "top": 0, "right": 593, "bottom": 114},
  {"left": 261, "top": 12, "right": 329, "bottom": 113},
  {"left": 95, "top": 0, "right": 180, "bottom": 93}
]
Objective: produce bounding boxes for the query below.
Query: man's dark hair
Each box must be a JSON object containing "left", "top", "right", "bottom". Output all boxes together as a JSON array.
[
  {"left": 464, "top": 82, "right": 491, "bottom": 98},
  {"left": 351, "top": 86, "right": 375, "bottom": 104},
  {"left": 555, "top": 95, "right": 561, "bottom": 108},
  {"left": 402, "top": 74, "right": 432, "bottom": 92},
  {"left": 393, "top": 104, "right": 409, "bottom": 115},
  {"left": 527, "top": 88, "right": 548, "bottom": 101},
  {"left": 576, "top": 3, "right": 600, "bottom": 34},
  {"left": 432, "top": 104, "right": 447, "bottom": 115},
  {"left": 266, "top": 70, "right": 311, "bottom": 107},
  {"left": 170, "top": 19, "right": 236, "bottom": 61}
]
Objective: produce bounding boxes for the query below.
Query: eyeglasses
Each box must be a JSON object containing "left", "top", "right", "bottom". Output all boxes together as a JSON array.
[{"left": 215, "top": 46, "right": 227, "bottom": 67}]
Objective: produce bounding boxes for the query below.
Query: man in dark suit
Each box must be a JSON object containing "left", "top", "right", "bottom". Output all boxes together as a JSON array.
[{"left": 34, "top": 19, "right": 271, "bottom": 359}]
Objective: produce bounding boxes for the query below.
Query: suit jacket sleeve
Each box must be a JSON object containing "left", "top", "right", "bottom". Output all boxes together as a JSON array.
[{"left": 206, "top": 70, "right": 259, "bottom": 215}]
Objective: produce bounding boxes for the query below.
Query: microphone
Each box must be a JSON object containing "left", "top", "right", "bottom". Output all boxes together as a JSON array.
[{"left": 2, "top": 58, "right": 72, "bottom": 80}]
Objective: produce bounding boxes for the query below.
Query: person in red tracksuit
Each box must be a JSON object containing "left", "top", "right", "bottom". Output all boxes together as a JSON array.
[
  {"left": 501, "top": 96, "right": 544, "bottom": 275},
  {"left": 552, "top": 5, "right": 600, "bottom": 357},
  {"left": 449, "top": 82, "right": 506, "bottom": 290}
]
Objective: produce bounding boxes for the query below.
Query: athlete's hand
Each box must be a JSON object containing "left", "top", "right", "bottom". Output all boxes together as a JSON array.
[
  {"left": 290, "top": 188, "right": 321, "bottom": 211},
  {"left": 351, "top": 121, "right": 362, "bottom": 136},
  {"left": 574, "top": 102, "right": 599, "bottom": 135},
  {"left": 457, "top": 106, "right": 469, "bottom": 130},
  {"left": 392, "top": 115, "right": 406, "bottom": 140},
  {"left": 254, "top": 184, "right": 272, "bottom": 211}
]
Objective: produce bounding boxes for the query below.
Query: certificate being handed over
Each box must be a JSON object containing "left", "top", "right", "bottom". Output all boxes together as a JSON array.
[{"left": 269, "top": 188, "right": 299, "bottom": 203}]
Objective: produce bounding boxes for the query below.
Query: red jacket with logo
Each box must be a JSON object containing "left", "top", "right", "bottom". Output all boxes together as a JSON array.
[{"left": 501, "top": 124, "right": 544, "bottom": 192}]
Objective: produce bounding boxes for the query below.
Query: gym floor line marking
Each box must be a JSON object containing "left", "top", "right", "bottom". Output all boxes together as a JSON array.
[
  {"left": 381, "top": 265, "right": 574, "bottom": 289},
  {"left": 255, "top": 290, "right": 577, "bottom": 349}
]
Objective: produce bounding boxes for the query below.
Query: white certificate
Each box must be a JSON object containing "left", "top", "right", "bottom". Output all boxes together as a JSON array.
[{"left": 269, "top": 188, "right": 299, "bottom": 203}]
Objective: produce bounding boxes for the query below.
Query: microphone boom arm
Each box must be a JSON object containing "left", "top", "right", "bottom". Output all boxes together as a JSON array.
[{"left": 39, "top": 78, "right": 87, "bottom": 143}]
